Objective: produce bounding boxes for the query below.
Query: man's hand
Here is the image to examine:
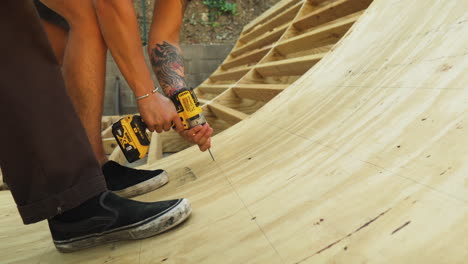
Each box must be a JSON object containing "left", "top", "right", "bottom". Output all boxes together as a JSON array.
[
  {"left": 137, "top": 93, "right": 184, "bottom": 133},
  {"left": 180, "top": 123, "right": 213, "bottom": 151}
]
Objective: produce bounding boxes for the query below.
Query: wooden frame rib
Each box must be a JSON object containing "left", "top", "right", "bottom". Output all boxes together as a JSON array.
[
  {"left": 222, "top": 46, "right": 271, "bottom": 70},
  {"left": 276, "top": 11, "right": 363, "bottom": 55},
  {"left": 239, "top": 1, "right": 303, "bottom": 44},
  {"left": 243, "top": 0, "right": 304, "bottom": 34},
  {"left": 232, "top": 84, "right": 287, "bottom": 101},
  {"left": 293, "top": 0, "right": 372, "bottom": 31},
  {"left": 207, "top": 102, "right": 249, "bottom": 125},
  {"left": 197, "top": 84, "right": 231, "bottom": 95},
  {"left": 255, "top": 53, "right": 325, "bottom": 77},
  {"left": 209, "top": 66, "right": 251, "bottom": 82},
  {"left": 231, "top": 23, "right": 289, "bottom": 57}
]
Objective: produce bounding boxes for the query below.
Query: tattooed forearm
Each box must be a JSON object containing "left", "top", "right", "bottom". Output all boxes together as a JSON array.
[{"left": 150, "top": 41, "right": 187, "bottom": 96}]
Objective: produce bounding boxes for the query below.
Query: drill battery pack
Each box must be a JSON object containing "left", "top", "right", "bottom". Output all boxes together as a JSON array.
[{"left": 112, "top": 115, "right": 150, "bottom": 163}]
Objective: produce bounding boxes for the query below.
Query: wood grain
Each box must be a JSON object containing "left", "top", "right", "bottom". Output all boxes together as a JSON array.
[{"left": 2, "top": 0, "right": 467, "bottom": 263}]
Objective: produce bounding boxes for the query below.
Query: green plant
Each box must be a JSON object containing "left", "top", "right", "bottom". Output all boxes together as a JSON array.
[{"left": 203, "top": 0, "right": 238, "bottom": 24}]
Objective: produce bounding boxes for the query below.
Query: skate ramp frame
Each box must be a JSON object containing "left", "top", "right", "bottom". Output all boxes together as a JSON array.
[{"left": 1, "top": 0, "right": 468, "bottom": 263}]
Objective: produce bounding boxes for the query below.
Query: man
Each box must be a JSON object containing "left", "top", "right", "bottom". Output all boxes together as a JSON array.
[
  {"left": 0, "top": 0, "right": 191, "bottom": 252},
  {"left": 34, "top": 0, "right": 214, "bottom": 197}
]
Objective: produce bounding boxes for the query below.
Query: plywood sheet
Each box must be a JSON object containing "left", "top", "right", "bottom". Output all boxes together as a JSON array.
[{"left": 1, "top": 0, "right": 467, "bottom": 263}]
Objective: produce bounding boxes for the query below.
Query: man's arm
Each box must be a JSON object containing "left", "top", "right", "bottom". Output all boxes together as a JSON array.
[
  {"left": 149, "top": 0, "right": 213, "bottom": 151},
  {"left": 92, "top": 0, "right": 183, "bottom": 133},
  {"left": 148, "top": 0, "right": 188, "bottom": 96},
  {"left": 150, "top": 41, "right": 187, "bottom": 96}
]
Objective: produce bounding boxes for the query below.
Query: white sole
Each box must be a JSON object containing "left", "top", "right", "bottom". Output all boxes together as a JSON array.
[
  {"left": 113, "top": 171, "right": 169, "bottom": 198},
  {"left": 54, "top": 198, "right": 192, "bottom": 253}
]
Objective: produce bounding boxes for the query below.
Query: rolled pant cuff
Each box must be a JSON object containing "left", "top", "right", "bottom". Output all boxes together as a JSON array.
[{"left": 18, "top": 174, "right": 108, "bottom": 224}]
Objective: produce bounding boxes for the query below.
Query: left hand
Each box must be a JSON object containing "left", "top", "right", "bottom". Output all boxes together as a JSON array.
[{"left": 179, "top": 123, "right": 213, "bottom": 151}]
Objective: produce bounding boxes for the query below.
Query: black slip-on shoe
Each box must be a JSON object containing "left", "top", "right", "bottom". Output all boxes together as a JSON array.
[
  {"left": 48, "top": 192, "right": 191, "bottom": 253},
  {"left": 102, "top": 161, "right": 169, "bottom": 198}
]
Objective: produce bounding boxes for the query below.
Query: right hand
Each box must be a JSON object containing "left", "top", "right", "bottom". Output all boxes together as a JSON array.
[
  {"left": 179, "top": 123, "right": 213, "bottom": 151},
  {"left": 137, "top": 93, "right": 184, "bottom": 133}
]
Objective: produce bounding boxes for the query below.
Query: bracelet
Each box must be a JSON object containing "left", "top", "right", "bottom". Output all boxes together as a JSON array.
[{"left": 135, "top": 87, "right": 159, "bottom": 101}]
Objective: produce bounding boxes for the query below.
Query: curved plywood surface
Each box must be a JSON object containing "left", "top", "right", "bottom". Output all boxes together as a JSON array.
[
  {"left": 1, "top": 0, "right": 467, "bottom": 263},
  {"left": 154, "top": 0, "right": 373, "bottom": 154}
]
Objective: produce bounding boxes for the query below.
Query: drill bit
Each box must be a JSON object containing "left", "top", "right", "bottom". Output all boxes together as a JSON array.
[{"left": 208, "top": 148, "right": 215, "bottom": 161}]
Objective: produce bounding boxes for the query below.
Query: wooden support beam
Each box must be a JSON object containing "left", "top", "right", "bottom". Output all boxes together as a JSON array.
[
  {"left": 232, "top": 84, "right": 288, "bottom": 101},
  {"left": 101, "top": 125, "right": 113, "bottom": 138},
  {"left": 239, "top": 1, "right": 302, "bottom": 44},
  {"left": 209, "top": 67, "right": 251, "bottom": 82},
  {"left": 293, "top": 0, "right": 372, "bottom": 31},
  {"left": 199, "top": 98, "right": 211, "bottom": 105},
  {"left": 161, "top": 131, "right": 193, "bottom": 153},
  {"left": 101, "top": 115, "right": 121, "bottom": 130},
  {"left": 285, "top": 44, "right": 334, "bottom": 59},
  {"left": 222, "top": 46, "right": 271, "bottom": 70},
  {"left": 197, "top": 84, "right": 231, "bottom": 94},
  {"left": 255, "top": 53, "right": 325, "bottom": 77},
  {"left": 231, "top": 23, "right": 289, "bottom": 57},
  {"left": 147, "top": 132, "right": 163, "bottom": 164},
  {"left": 276, "top": 11, "right": 362, "bottom": 55},
  {"left": 243, "top": 0, "right": 304, "bottom": 34},
  {"left": 207, "top": 102, "right": 249, "bottom": 125},
  {"left": 102, "top": 138, "right": 118, "bottom": 155}
]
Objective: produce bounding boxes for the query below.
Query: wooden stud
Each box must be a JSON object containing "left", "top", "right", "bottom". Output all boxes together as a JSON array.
[
  {"left": 243, "top": 0, "right": 304, "bottom": 34},
  {"left": 147, "top": 132, "right": 163, "bottom": 164},
  {"left": 285, "top": 44, "right": 335, "bottom": 59},
  {"left": 209, "top": 66, "right": 251, "bottom": 82},
  {"left": 102, "top": 138, "right": 118, "bottom": 155},
  {"left": 240, "top": 1, "right": 303, "bottom": 44},
  {"left": 276, "top": 11, "right": 362, "bottom": 55},
  {"left": 207, "top": 102, "right": 249, "bottom": 125},
  {"left": 293, "top": 0, "right": 373, "bottom": 31},
  {"left": 255, "top": 53, "right": 325, "bottom": 77},
  {"left": 222, "top": 46, "right": 271, "bottom": 70},
  {"left": 212, "top": 90, "right": 267, "bottom": 115},
  {"left": 198, "top": 98, "right": 211, "bottom": 105},
  {"left": 232, "top": 84, "right": 288, "bottom": 101},
  {"left": 231, "top": 23, "right": 289, "bottom": 57},
  {"left": 160, "top": 131, "right": 193, "bottom": 153},
  {"left": 101, "top": 125, "right": 113, "bottom": 138},
  {"left": 197, "top": 84, "right": 231, "bottom": 95}
]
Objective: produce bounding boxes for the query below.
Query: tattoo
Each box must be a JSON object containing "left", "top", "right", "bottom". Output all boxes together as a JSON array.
[{"left": 150, "top": 41, "right": 187, "bottom": 96}]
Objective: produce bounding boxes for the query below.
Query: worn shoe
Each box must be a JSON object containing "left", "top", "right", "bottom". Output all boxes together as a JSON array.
[
  {"left": 102, "top": 161, "right": 168, "bottom": 198},
  {"left": 48, "top": 191, "right": 191, "bottom": 253}
]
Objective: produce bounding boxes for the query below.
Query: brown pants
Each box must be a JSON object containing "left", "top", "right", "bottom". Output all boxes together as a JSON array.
[{"left": 0, "top": 0, "right": 107, "bottom": 224}]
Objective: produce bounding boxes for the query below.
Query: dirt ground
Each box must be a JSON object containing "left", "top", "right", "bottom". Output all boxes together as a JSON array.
[
  {"left": 181, "top": 0, "right": 281, "bottom": 44},
  {"left": 136, "top": 0, "right": 281, "bottom": 44}
]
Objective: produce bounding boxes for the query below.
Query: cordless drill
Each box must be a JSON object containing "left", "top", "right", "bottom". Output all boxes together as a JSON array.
[
  {"left": 170, "top": 87, "right": 207, "bottom": 129},
  {"left": 112, "top": 88, "right": 213, "bottom": 163},
  {"left": 111, "top": 115, "right": 150, "bottom": 163}
]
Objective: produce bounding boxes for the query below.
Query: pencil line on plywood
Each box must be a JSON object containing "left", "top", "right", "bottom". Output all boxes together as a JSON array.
[{"left": 212, "top": 161, "right": 286, "bottom": 264}]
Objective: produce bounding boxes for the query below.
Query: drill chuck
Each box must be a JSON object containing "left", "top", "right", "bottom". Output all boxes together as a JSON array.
[{"left": 186, "top": 113, "right": 207, "bottom": 128}]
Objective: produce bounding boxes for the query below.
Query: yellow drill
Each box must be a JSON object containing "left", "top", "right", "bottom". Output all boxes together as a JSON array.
[
  {"left": 171, "top": 88, "right": 215, "bottom": 161},
  {"left": 112, "top": 88, "right": 214, "bottom": 163}
]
